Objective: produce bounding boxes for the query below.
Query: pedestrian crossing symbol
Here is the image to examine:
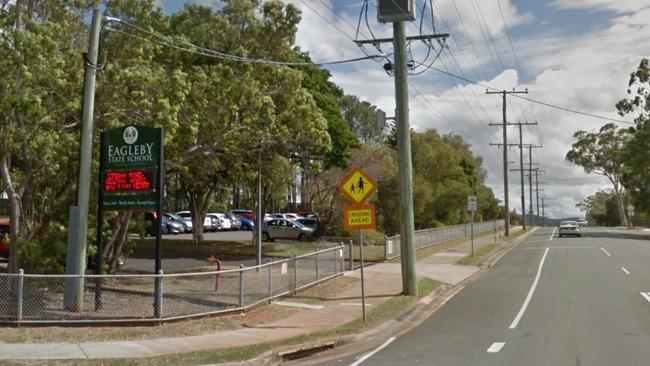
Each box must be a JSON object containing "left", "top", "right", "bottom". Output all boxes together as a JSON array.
[{"left": 338, "top": 167, "right": 377, "bottom": 204}]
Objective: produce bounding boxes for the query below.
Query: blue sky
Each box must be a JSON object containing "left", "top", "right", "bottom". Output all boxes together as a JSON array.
[{"left": 155, "top": 0, "right": 650, "bottom": 218}]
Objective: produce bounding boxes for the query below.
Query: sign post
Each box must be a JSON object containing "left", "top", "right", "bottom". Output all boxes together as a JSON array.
[
  {"left": 338, "top": 167, "right": 377, "bottom": 323},
  {"left": 97, "top": 125, "right": 163, "bottom": 315},
  {"left": 468, "top": 196, "right": 477, "bottom": 257}
]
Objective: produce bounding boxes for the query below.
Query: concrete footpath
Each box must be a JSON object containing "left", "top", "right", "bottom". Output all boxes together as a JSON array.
[{"left": 0, "top": 227, "right": 523, "bottom": 361}]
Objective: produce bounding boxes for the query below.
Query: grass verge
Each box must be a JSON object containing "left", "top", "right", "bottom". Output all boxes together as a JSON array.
[
  {"left": 456, "top": 243, "right": 501, "bottom": 266},
  {"left": 19, "top": 278, "right": 440, "bottom": 366}
]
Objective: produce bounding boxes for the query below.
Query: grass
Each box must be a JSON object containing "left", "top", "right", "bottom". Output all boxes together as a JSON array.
[
  {"left": 456, "top": 243, "right": 501, "bottom": 266},
  {"left": 17, "top": 278, "right": 440, "bottom": 366}
]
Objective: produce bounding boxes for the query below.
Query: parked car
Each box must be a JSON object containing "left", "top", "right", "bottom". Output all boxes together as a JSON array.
[
  {"left": 207, "top": 213, "right": 231, "bottom": 231},
  {"left": 559, "top": 221, "right": 581, "bottom": 237},
  {"left": 262, "top": 219, "right": 314, "bottom": 242},
  {"left": 170, "top": 212, "right": 192, "bottom": 233},
  {"left": 176, "top": 211, "right": 215, "bottom": 232},
  {"left": 0, "top": 219, "right": 9, "bottom": 258},
  {"left": 145, "top": 213, "right": 184, "bottom": 236},
  {"left": 226, "top": 213, "right": 242, "bottom": 231},
  {"left": 231, "top": 209, "right": 255, "bottom": 221},
  {"left": 163, "top": 213, "right": 191, "bottom": 233},
  {"left": 237, "top": 215, "right": 255, "bottom": 231},
  {"left": 268, "top": 213, "right": 303, "bottom": 221},
  {"left": 295, "top": 217, "right": 318, "bottom": 230}
]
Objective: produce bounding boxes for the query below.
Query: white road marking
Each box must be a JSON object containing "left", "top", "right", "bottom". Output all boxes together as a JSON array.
[
  {"left": 600, "top": 247, "right": 612, "bottom": 257},
  {"left": 549, "top": 227, "right": 556, "bottom": 241},
  {"left": 487, "top": 342, "right": 506, "bottom": 353},
  {"left": 349, "top": 337, "right": 396, "bottom": 366},
  {"left": 509, "top": 247, "right": 550, "bottom": 329},
  {"left": 641, "top": 292, "right": 650, "bottom": 304},
  {"left": 622, "top": 267, "right": 630, "bottom": 275},
  {"left": 514, "top": 246, "right": 596, "bottom": 250}
]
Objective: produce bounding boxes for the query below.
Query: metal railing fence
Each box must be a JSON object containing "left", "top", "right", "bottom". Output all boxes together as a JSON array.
[
  {"left": 0, "top": 245, "right": 344, "bottom": 324},
  {"left": 384, "top": 220, "right": 505, "bottom": 260}
]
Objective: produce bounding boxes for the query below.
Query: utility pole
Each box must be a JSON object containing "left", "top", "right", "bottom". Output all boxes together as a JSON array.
[
  {"left": 487, "top": 89, "right": 528, "bottom": 236},
  {"left": 541, "top": 196, "right": 548, "bottom": 226},
  {"left": 64, "top": 9, "right": 102, "bottom": 311},
  {"left": 256, "top": 151, "right": 262, "bottom": 266},
  {"left": 515, "top": 122, "right": 536, "bottom": 230},
  {"left": 533, "top": 169, "right": 545, "bottom": 225},
  {"left": 355, "top": 4, "right": 448, "bottom": 296},
  {"left": 525, "top": 146, "right": 542, "bottom": 225}
]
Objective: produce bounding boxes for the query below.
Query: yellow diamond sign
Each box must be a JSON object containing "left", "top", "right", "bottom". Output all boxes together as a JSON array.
[{"left": 338, "top": 167, "right": 377, "bottom": 204}]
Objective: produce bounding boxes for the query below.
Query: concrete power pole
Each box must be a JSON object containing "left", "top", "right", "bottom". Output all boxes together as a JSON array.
[
  {"left": 487, "top": 89, "right": 528, "bottom": 236},
  {"left": 65, "top": 8, "right": 103, "bottom": 311},
  {"left": 515, "top": 122, "right": 537, "bottom": 230}
]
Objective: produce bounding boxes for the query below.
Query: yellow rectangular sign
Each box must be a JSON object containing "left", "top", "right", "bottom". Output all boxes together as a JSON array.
[{"left": 343, "top": 203, "right": 377, "bottom": 231}]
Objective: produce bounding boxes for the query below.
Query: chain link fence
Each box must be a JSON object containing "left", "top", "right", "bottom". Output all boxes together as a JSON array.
[
  {"left": 384, "top": 220, "right": 505, "bottom": 260},
  {"left": 0, "top": 245, "right": 344, "bottom": 325}
]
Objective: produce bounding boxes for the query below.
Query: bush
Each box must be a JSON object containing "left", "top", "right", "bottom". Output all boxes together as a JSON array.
[{"left": 19, "top": 224, "right": 68, "bottom": 274}]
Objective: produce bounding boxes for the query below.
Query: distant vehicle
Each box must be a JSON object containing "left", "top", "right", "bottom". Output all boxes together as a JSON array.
[
  {"left": 145, "top": 213, "right": 184, "bottom": 236},
  {"left": 295, "top": 217, "right": 318, "bottom": 230},
  {"left": 268, "top": 213, "right": 303, "bottom": 221},
  {"left": 237, "top": 215, "right": 254, "bottom": 231},
  {"left": 0, "top": 219, "right": 9, "bottom": 258},
  {"left": 208, "top": 213, "right": 231, "bottom": 231},
  {"left": 226, "top": 213, "right": 242, "bottom": 231},
  {"left": 559, "top": 221, "right": 581, "bottom": 237},
  {"left": 262, "top": 219, "right": 314, "bottom": 242},
  {"left": 577, "top": 218, "right": 589, "bottom": 226},
  {"left": 163, "top": 212, "right": 192, "bottom": 233},
  {"left": 176, "top": 211, "right": 214, "bottom": 232},
  {"left": 231, "top": 209, "right": 254, "bottom": 221}
]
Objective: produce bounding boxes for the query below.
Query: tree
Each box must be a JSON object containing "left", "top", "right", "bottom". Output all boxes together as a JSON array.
[
  {"left": 339, "top": 94, "right": 384, "bottom": 144},
  {"left": 616, "top": 59, "right": 650, "bottom": 213},
  {"left": 566, "top": 123, "right": 630, "bottom": 226},
  {"left": 577, "top": 189, "right": 620, "bottom": 226}
]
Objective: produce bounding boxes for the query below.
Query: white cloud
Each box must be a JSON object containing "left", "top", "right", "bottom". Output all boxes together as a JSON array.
[{"left": 550, "top": 0, "right": 650, "bottom": 13}]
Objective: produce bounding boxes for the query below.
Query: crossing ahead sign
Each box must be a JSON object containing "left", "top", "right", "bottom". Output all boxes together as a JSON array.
[
  {"left": 338, "top": 167, "right": 377, "bottom": 204},
  {"left": 468, "top": 195, "right": 477, "bottom": 211},
  {"left": 343, "top": 203, "right": 377, "bottom": 231}
]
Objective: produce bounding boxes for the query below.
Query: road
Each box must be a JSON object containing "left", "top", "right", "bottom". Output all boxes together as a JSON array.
[{"left": 320, "top": 227, "right": 650, "bottom": 366}]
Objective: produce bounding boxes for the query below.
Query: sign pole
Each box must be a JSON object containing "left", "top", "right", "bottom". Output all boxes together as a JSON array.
[
  {"left": 359, "top": 230, "right": 366, "bottom": 323},
  {"left": 94, "top": 132, "right": 106, "bottom": 310},
  {"left": 154, "top": 128, "right": 164, "bottom": 318},
  {"left": 471, "top": 209, "right": 474, "bottom": 257}
]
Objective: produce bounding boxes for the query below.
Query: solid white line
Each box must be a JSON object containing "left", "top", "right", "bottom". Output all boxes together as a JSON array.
[
  {"left": 349, "top": 337, "right": 396, "bottom": 366},
  {"left": 549, "top": 227, "right": 556, "bottom": 241},
  {"left": 487, "top": 342, "right": 506, "bottom": 353},
  {"left": 509, "top": 247, "right": 550, "bottom": 329},
  {"left": 600, "top": 247, "right": 612, "bottom": 257},
  {"left": 640, "top": 292, "right": 650, "bottom": 304},
  {"left": 622, "top": 267, "right": 630, "bottom": 275}
]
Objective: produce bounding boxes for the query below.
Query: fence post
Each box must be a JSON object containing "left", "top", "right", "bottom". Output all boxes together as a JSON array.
[
  {"left": 16, "top": 269, "right": 24, "bottom": 322},
  {"left": 268, "top": 259, "right": 272, "bottom": 303},
  {"left": 315, "top": 248, "right": 320, "bottom": 281},
  {"left": 239, "top": 264, "right": 245, "bottom": 308},
  {"left": 292, "top": 255, "right": 298, "bottom": 294},
  {"left": 155, "top": 269, "right": 163, "bottom": 319},
  {"left": 348, "top": 240, "right": 354, "bottom": 271}
]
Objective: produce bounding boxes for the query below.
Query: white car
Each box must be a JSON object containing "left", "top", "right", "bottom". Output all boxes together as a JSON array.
[
  {"left": 268, "top": 213, "right": 303, "bottom": 221},
  {"left": 559, "top": 221, "right": 582, "bottom": 237},
  {"left": 176, "top": 211, "right": 214, "bottom": 232},
  {"left": 208, "top": 213, "right": 231, "bottom": 231}
]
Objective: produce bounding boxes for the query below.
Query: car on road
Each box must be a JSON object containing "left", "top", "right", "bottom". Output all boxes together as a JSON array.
[
  {"left": 262, "top": 218, "right": 314, "bottom": 242},
  {"left": 577, "top": 218, "right": 589, "bottom": 226},
  {"left": 559, "top": 220, "right": 581, "bottom": 237},
  {"left": 0, "top": 219, "right": 9, "bottom": 258}
]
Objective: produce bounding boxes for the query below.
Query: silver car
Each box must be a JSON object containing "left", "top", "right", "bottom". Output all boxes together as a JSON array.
[
  {"left": 559, "top": 221, "right": 581, "bottom": 237},
  {"left": 262, "top": 219, "right": 314, "bottom": 242}
]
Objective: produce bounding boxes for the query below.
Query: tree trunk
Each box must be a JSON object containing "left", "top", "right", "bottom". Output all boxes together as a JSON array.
[
  {"left": 613, "top": 184, "right": 628, "bottom": 226},
  {"left": 187, "top": 189, "right": 213, "bottom": 244},
  {"left": 0, "top": 157, "right": 20, "bottom": 273}
]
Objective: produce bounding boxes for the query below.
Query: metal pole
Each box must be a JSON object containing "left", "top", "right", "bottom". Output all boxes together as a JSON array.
[
  {"left": 315, "top": 248, "right": 320, "bottom": 281},
  {"left": 348, "top": 240, "right": 353, "bottom": 271},
  {"left": 155, "top": 269, "right": 163, "bottom": 319},
  {"left": 502, "top": 91, "right": 510, "bottom": 236},
  {"left": 535, "top": 169, "right": 540, "bottom": 225},
  {"left": 238, "top": 264, "right": 245, "bottom": 308},
  {"left": 529, "top": 145, "right": 534, "bottom": 226},
  {"left": 268, "top": 259, "right": 272, "bottom": 303},
  {"left": 518, "top": 124, "right": 526, "bottom": 230},
  {"left": 94, "top": 133, "right": 105, "bottom": 311},
  {"left": 360, "top": 230, "right": 366, "bottom": 323},
  {"left": 471, "top": 211, "right": 474, "bottom": 257},
  {"left": 393, "top": 21, "right": 417, "bottom": 297},
  {"left": 16, "top": 269, "right": 23, "bottom": 322},
  {"left": 256, "top": 151, "right": 263, "bottom": 266},
  {"left": 66, "top": 8, "right": 102, "bottom": 312},
  {"left": 154, "top": 128, "right": 164, "bottom": 317},
  {"left": 293, "top": 255, "right": 298, "bottom": 294},
  {"left": 541, "top": 197, "right": 546, "bottom": 227}
]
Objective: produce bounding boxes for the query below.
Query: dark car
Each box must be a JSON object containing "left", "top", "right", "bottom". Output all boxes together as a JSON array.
[
  {"left": 145, "top": 213, "right": 184, "bottom": 236},
  {"left": 231, "top": 209, "right": 255, "bottom": 221},
  {"left": 0, "top": 219, "right": 9, "bottom": 258},
  {"left": 295, "top": 217, "right": 318, "bottom": 230},
  {"left": 237, "top": 215, "right": 255, "bottom": 231}
]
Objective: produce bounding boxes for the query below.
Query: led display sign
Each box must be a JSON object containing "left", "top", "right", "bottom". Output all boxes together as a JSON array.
[{"left": 103, "top": 169, "right": 155, "bottom": 192}]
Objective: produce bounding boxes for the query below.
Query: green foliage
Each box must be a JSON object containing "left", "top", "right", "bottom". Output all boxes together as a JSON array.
[
  {"left": 19, "top": 223, "right": 68, "bottom": 274},
  {"left": 577, "top": 189, "right": 621, "bottom": 226}
]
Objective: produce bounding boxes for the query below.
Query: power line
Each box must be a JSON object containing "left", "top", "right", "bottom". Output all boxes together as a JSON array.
[{"left": 497, "top": 0, "right": 526, "bottom": 84}]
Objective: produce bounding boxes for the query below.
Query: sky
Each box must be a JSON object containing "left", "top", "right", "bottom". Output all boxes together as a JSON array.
[{"left": 155, "top": 0, "right": 650, "bottom": 219}]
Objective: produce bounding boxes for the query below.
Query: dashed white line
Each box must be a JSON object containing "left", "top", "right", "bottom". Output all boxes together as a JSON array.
[
  {"left": 600, "top": 247, "right": 612, "bottom": 257},
  {"left": 640, "top": 292, "right": 650, "bottom": 304},
  {"left": 509, "top": 247, "right": 550, "bottom": 329},
  {"left": 349, "top": 337, "right": 396, "bottom": 366},
  {"left": 549, "top": 227, "right": 557, "bottom": 241},
  {"left": 622, "top": 267, "right": 630, "bottom": 275},
  {"left": 487, "top": 342, "right": 506, "bottom": 353}
]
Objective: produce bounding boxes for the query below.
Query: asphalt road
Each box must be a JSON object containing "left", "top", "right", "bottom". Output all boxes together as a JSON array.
[{"left": 320, "top": 227, "right": 650, "bottom": 366}]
